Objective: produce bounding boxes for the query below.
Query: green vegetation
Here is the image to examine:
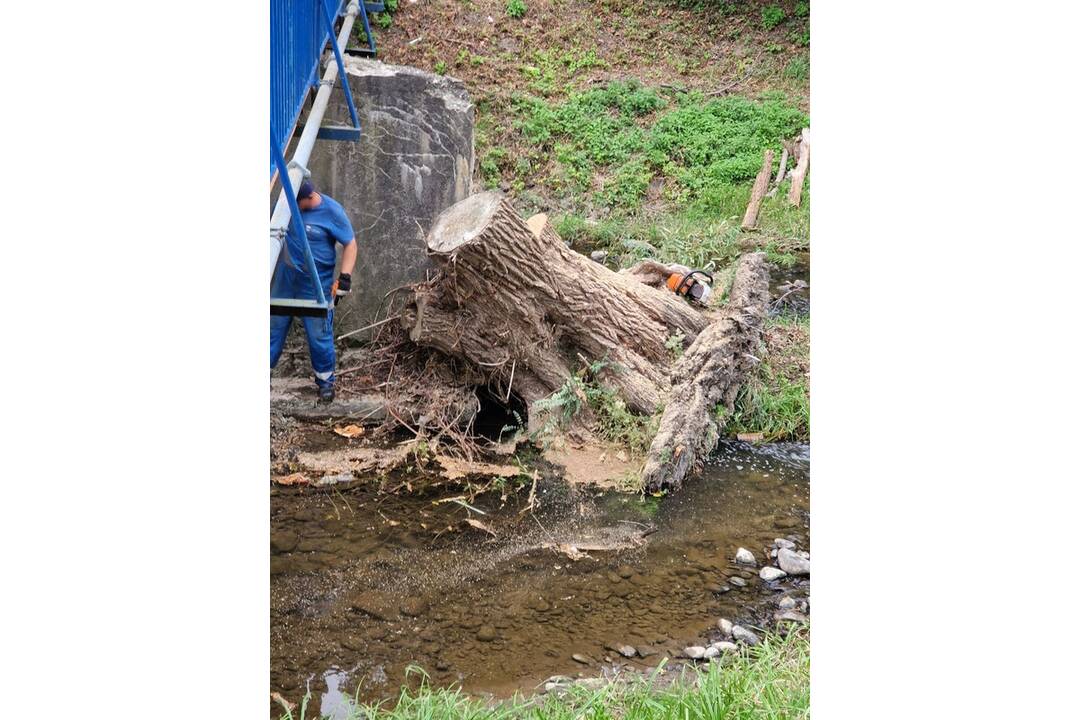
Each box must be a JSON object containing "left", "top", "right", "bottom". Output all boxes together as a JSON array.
[
  {"left": 784, "top": 56, "right": 810, "bottom": 82},
  {"left": 276, "top": 628, "right": 809, "bottom": 720},
  {"left": 794, "top": 1, "right": 810, "bottom": 19},
  {"left": 375, "top": 12, "right": 392, "bottom": 30},
  {"left": 515, "top": 82, "right": 806, "bottom": 229},
  {"left": 434, "top": 60, "right": 448, "bottom": 75},
  {"left": 761, "top": 6, "right": 786, "bottom": 30},
  {"left": 729, "top": 315, "right": 810, "bottom": 441},
  {"left": 532, "top": 360, "right": 658, "bottom": 454},
  {"left": 506, "top": 0, "right": 527, "bottom": 18}
]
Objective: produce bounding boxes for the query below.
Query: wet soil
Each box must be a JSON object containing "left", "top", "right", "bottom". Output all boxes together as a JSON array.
[{"left": 270, "top": 440, "right": 809, "bottom": 714}]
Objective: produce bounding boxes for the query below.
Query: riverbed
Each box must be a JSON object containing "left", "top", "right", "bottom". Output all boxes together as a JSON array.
[{"left": 270, "top": 440, "right": 809, "bottom": 716}]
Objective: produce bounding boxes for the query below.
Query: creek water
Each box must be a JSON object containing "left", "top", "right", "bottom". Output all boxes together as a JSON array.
[{"left": 270, "top": 440, "right": 809, "bottom": 716}]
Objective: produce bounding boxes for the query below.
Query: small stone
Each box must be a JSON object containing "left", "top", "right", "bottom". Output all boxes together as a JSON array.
[
  {"left": 576, "top": 678, "right": 605, "bottom": 690},
  {"left": 729, "top": 577, "right": 747, "bottom": 588},
  {"left": 777, "top": 548, "right": 810, "bottom": 576},
  {"left": 400, "top": 597, "right": 429, "bottom": 617},
  {"left": 732, "top": 625, "right": 761, "bottom": 646},
  {"left": 710, "top": 641, "right": 738, "bottom": 653},
  {"left": 270, "top": 530, "right": 299, "bottom": 554},
  {"left": 618, "top": 645, "right": 637, "bottom": 658},
  {"left": 776, "top": 610, "right": 808, "bottom": 624},
  {"left": 774, "top": 538, "right": 796, "bottom": 550},
  {"left": 636, "top": 645, "right": 658, "bottom": 658},
  {"left": 770, "top": 549, "right": 778, "bottom": 558},
  {"left": 617, "top": 565, "right": 635, "bottom": 579},
  {"left": 590, "top": 250, "right": 608, "bottom": 263},
  {"left": 760, "top": 566, "right": 787, "bottom": 581},
  {"left": 571, "top": 653, "right": 591, "bottom": 664},
  {"left": 476, "top": 625, "right": 497, "bottom": 642},
  {"left": 683, "top": 646, "right": 707, "bottom": 660},
  {"left": 703, "top": 645, "right": 720, "bottom": 659},
  {"left": 717, "top": 618, "right": 733, "bottom": 637},
  {"left": 735, "top": 547, "right": 756, "bottom": 565},
  {"left": 778, "top": 597, "right": 797, "bottom": 610},
  {"left": 797, "top": 550, "right": 810, "bottom": 559}
]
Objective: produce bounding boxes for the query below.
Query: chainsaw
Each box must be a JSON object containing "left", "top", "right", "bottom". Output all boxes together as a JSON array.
[{"left": 666, "top": 270, "right": 713, "bottom": 305}]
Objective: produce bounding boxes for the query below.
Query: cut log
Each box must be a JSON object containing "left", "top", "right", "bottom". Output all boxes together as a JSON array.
[
  {"left": 787, "top": 128, "right": 811, "bottom": 207},
  {"left": 741, "top": 149, "right": 774, "bottom": 230},
  {"left": 641, "top": 252, "right": 770, "bottom": 494},
  {"left": 401, "top": 192, "right": 708, "bottom": 415}
]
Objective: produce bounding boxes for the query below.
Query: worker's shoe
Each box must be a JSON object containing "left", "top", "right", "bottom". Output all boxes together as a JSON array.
[{"left": 317, "top": 385, "right": 335, "bottom": 404}]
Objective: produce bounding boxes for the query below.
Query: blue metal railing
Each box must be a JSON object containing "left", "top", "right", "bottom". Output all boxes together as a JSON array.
[{"left": 270, "top": 0, "right": 348, "bottom": 175}]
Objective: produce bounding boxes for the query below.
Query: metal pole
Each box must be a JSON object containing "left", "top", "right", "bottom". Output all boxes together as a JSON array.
[{"left": 270, "top": 1, "right": 360, "bottom": 281}]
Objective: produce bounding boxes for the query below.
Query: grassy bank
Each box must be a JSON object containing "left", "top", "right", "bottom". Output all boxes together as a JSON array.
[
  {"left": 729, "top": 314, "right": 810, "bottom": 442},
  {"left": 277, "top": 627, "right": 809, "bottom": 720}
]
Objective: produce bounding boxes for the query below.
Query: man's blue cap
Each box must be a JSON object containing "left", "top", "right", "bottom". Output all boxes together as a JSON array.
[{"left": 297, "top": 180, "right": 315, "bottom": 199}]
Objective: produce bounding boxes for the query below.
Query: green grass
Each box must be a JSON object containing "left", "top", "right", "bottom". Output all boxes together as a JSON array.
[
  {"left": 729, "top": 315, "right": 810, "bottom": 442},
  {"left": 529, "top": 360, "right": 658, "bottom": 454},
  {"left": 506, "top": 0, "right": 527, "bottom": 19},
  {"left": 513, "top": 82, "right": 808, "bottom": 254},
  {"left": 276, "top": 627, "right": 809, "bottom": 720}
]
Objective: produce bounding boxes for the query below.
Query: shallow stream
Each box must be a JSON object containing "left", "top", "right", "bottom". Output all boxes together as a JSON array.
[{"left": 270, "top": 441, "right": 809, "bottom": 716}]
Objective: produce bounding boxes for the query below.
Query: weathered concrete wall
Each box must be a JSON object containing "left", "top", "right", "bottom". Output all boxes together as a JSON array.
[{"left": 308, "top": 58, "right": 474, "bottom": 335}]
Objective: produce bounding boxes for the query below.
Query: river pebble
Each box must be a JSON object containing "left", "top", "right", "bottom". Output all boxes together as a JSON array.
[
  {"left": 618, "top": 645, "right": 637, "bottom": 658},
  {"left": 710, "top": 641, "right": 738, "bottom": 653},
  {"left": 774, "top": 538, "right": 796, "bottom": 550},
  {"left": 703, "top": 645, "right": 720, "bottom": 659},
  {"left": 572, "top": 653, "right": 591, "bottom": 664},
  {"left": 778, "top": 596, "right": 797, "bottom": 610},
  {"left": 683, "top": 646, "right": 707, "bottom": 660},
  {"left": 732, "top": 625, "right": 761, "bottom": 646},
  {"left": 776, "top": 610, "right": 809, "bottom": 624},
  {"left": 729, "top": 577, "right": 747, "bottom": 588},
  {"left": 476, "top": 625, "right": 497, "bottom": 642},
  {"left": 735, "top": 548, "right": 756, "bottom": 565},
  {"left": 777, "top": 548, "right": 810, "bottom": 576},
  {"left": 760, "top": 566, "right": 787, "bottom": 581},
  {"left": 617, "top": 565, "right": 635, "bottom": 579},
  {"left": 717, "top": 618, "right": 733, "bottom": 637}
]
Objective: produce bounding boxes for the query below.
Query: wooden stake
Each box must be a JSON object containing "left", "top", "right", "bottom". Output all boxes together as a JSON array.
[
  {"left": 741, "top": 149, "right": 774, "bottom": 230},
  {"left": 774, "top": 147, "right": 789, "bottom": 186},
  {"left": 787, "top": 128, "right": 811, "bottom": 207}
]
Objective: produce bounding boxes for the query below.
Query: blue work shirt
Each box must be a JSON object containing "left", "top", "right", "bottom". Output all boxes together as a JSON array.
[{"left": 285, "top": 194, "right": 355, "bottom": 279}]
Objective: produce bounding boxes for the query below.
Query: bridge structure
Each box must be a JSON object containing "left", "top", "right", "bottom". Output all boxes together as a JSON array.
[{"left": 269, "top": 0, "right": 384, "bottom": 317}]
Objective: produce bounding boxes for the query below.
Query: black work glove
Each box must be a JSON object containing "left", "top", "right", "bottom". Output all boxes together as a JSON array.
[{"left": 334, "top": 273, "right": 351, "bottom": 305}]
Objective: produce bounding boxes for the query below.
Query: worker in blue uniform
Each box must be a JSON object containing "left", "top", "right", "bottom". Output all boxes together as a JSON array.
[{"left": 270, "top": 180, "right": 357, "bottom": 403}]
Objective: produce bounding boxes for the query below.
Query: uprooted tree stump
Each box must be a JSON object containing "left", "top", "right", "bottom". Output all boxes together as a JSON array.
[
  {"left": 401, "top": 191, "right": 706, "bottom": 416},
  {"left": 400, "top": 190, "right": 770, "bottom": 493},
  {"left": 641, "top": 252, "right": 770, "bottom": 493}
]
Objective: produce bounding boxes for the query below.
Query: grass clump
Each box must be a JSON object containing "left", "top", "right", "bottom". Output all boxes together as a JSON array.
[
  {"left": 729, "top": 315, "right": 810, "bottom": 441},
  {"left": 506, "top": 0, "right": 527, "bottom": 19},
  {"left": 761, "top": 5, "right": 786, "bottom": 30},
  {"left": 276, "top": 627, "right": 810, "bottom": 720},
  {"left": 531, "top": 360, "right": 657, "bottom": 454}
]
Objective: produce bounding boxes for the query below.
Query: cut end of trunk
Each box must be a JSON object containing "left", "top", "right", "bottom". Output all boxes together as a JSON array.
[
  {"left": 427, "top": 190, "right": 505, "bottom": 254},
  {"left": 526, "top": 213, "right": 548, "bottom": 238}
]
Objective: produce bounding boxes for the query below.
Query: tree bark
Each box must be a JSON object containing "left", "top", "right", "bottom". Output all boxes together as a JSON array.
[
  {"left": 641, "top": 252, "right": 770, "bottom": 494},
  {"left": 741, "top": 149, "right": 774, "bottom": 230},
  {"left": 787, "top": 128, "right": 811, "bottom": 207},
  {"left": 401, "top": 192, "right": 707, "bottom": 415}
]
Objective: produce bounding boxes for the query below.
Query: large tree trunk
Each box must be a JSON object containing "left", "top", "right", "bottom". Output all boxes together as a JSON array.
[
  {"left": 401, "top": 192, "right": 706, "bottom": 415},
  {"left": 641, "top": 252, "right": 770, "bottom": 494}
]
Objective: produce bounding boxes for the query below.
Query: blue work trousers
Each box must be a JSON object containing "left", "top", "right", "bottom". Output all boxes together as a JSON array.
[{"left": 270, "top": 264, "right": 336, "bottom": 389}]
